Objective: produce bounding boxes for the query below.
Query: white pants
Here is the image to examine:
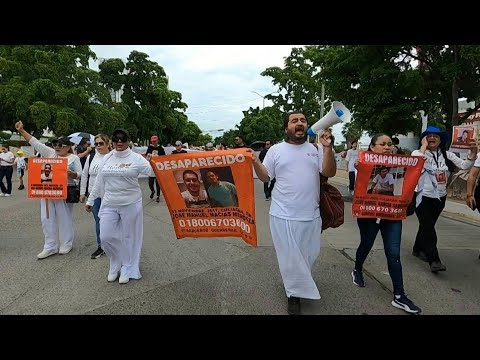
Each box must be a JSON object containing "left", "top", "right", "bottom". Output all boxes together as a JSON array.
[
  {"left": 40, "top": 199, "right": 75, "bottom": 252},
  {"left": 99, "top": 200, "right": 143, "bottom": 280},
  {"left": 270, "top": 215, "right": 321, "bottom": 299}
]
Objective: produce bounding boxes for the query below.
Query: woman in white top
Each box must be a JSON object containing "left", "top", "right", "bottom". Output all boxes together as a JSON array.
[
  {"left": 411, "top": 126, "right": 477, "bottom": 272},
  {"left": 80, "top": 134, "right": 112, "bottom": 259},
  {"left": 85, "top": 129, "right": 155, "bottom": 284},
  {"left": 0, "top": 145, "right": 15, "bottom": 196},
  {"left": 345, "top": 140, "right": 358, "bottom": 195},
  {"left": 15, "top": 121, "right": 82, "bottom": 259}
]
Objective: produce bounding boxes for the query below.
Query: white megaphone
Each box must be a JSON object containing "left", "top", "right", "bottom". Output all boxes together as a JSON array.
[{"left": 307, "top": 101, "right": 351, "bottom": 136}]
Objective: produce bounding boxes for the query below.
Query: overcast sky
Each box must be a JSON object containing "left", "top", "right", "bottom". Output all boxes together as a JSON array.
[{"left": 89, "top": 45, "right": 303, "bottom": 136}]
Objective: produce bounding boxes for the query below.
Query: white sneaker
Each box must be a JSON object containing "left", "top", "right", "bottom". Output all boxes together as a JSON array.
[
  {"left": 4, "top": 194, "right": 11, "bottom": 197},
  {"left": 118, "top": 275, "right": 130, "bottom": 284},
  {"left": 59, "top": 247, "right": 72, "bottom": 255},
  {"left": 0, "top": 193, "right": 5, "bottom": 197},
  {"left": 37, "top": 248, "right": 58, "bottom": 259},
  {"left": 107, "top": 272, "right": 119, "bottom": 282}
]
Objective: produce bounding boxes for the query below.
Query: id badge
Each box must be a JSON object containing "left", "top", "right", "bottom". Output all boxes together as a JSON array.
[{"left": 435, "top": 171, "right": 447, "bottom": 184}]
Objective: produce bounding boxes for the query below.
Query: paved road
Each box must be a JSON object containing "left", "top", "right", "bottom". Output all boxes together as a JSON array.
[{"left": 1, "top": 176, "right": 479, "bottom": 315}]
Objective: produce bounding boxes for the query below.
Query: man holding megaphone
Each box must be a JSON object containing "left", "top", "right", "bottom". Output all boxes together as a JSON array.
[{"left": 250, "top": 110, "right": 336, "bottom": 315}]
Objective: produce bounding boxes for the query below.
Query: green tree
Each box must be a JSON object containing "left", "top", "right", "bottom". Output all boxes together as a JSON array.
[
  {"left": 237, "top": 106, "right": 284, "bottom": 144},
  {"left": 261, "top": 47, "right": 325, "bottom": 121},
  {"left": 99, "top": 51, "right": 189, "bottom": 144},
  {"left": 0, "top": 45, "right": 120, "bottom": 136}
]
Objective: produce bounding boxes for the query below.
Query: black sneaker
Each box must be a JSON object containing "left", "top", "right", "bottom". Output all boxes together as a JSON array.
[
  {"left": 156, "top": 196, "right": 160, "bottom": 203},
  {"left": 91, "top": 247, "right": 105, "bottom": 259},
  {"left": 351, "top": 270, "right": 365, "bottom": 287},
  {"left": 412, "top": 250, "right": 428, "bottom": 262},
  {"left": 392, "top": 294, "right": 422, "bottom": 314},
  {"left": 287, "top": 296, "right": 301, "bottom": 315},
  {"left": 430, "top": 261, "right": 446, "bottom": 273},
  {"left": 18, "top": 185, "right": 25, "bottom": 190},
  {"left": 150, "top": 191, "right": 155, "bottom": 199}
]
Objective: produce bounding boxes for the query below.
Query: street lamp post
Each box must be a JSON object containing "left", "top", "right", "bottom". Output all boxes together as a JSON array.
[{"left": 251, "top": 91, "right": 279, "bottom": 109}]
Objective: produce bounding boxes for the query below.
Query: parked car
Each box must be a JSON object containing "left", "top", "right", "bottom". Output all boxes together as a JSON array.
[{"left": 249, "top": 141, "right": 265, "bottom": 151}]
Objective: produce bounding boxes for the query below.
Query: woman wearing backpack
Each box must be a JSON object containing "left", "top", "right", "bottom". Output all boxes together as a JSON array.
[
  {"left": 351, "top": 133, "right": 422, "bottom": 314},
  {"left": 80, "top": 134, "right": 112, "bottom": 259}
]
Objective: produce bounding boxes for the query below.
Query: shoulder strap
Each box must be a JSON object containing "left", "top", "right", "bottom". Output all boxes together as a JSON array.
[{"left": 85, "top": 151, "right": 96, "bottom": 194}]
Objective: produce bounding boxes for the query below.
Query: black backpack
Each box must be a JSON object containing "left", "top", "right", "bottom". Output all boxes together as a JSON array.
[{"left": 85, "top": 151, "right": 96, "bottom": 197}]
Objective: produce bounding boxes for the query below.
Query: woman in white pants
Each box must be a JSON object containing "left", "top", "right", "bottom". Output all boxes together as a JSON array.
[
  {"left": 85, "top": 129, "right": 155, "bottom": 284},
  {"left": 15, "top": 121, "right": 82, "bottom": 259}
]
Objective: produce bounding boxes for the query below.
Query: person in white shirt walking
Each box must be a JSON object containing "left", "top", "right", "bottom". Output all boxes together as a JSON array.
[
  {"left": 14, "top": 150, "right": 27, "bottom": 190},
  {"left": 80, "top": 134, "right": 112, "bottom": 259},
  {"left": 85, "top": 129, "right": 155, "bottom": 284},
  {"left": 251, "top": 111, "right": 336, "bottom": 315},
  {"left": 15, "top": 121, "right": 82, "bottom": 259},
  {"left": 0, "top": 146, "right": 15, "bottom": 196},
  {"left": 411, "top": 126, "right": 477, "bottom": 272},
  {"left": 345, "top": 140, "right": 358, "bottom": 195}
]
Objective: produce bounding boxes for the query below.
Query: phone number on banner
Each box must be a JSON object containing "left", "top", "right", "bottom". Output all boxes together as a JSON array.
[
  {"left": 359, "top": 205, "right": 403, "bottom": 214},
  {"left": 178, "top": 218, "right": 251, "bottom": 233}
]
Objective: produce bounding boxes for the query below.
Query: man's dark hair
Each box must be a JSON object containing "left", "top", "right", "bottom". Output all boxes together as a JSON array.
[
  {"left": 44, "top": 163, "right": 52, "bottom": 170},
  {"left": 236, "top": 135, "right": 245, "bottom": 142},
  {"left": 182, "top": 169, "right": 199, "bottom": 180}
]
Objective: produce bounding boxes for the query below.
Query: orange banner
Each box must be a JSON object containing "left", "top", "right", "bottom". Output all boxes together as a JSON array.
[
  {"left": 150, "top": 149, "right": 257, "bottom": 246},
  {"left": 352, "top": 152, "right": 425, "bottom": 220},
  {"left": 28, "top": 158, "right": 67, "bottom": 199}
]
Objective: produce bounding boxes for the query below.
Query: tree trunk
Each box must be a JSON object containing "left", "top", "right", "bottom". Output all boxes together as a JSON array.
[{"left": 451, "top": 45, "right": 459, "bottom": 127}]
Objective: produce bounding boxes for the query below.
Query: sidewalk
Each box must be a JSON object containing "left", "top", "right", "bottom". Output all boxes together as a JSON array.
[{"left": 332, "top": 169, "right": 480, "bottom": 226}]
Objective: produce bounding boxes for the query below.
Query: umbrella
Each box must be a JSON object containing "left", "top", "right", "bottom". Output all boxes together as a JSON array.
[{"left": 68, "top": 132, "right": 95, "bottom": 146}]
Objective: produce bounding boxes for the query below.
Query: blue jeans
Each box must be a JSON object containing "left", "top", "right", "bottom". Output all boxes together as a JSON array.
[
  {"left": 355, "top": 218, "right": 404, "bottom": 296},
  {"left": 92, "top": 197, "right": 102, "bottom": 247}
]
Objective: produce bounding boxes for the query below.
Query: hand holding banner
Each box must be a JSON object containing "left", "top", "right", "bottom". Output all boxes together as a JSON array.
[{"left": 352, "top": 152, "right": 425, "bottom": 220}]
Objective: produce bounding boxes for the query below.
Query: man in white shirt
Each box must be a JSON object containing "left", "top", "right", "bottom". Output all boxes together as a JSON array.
[
  {"left": 251, "top": 111, "right": 336, "bottom": 315},
  {"left": 370, "top": 167, "right": 395, "bottom": 195},
  {"left": 0, "top": 146, "right": 15, "bottom": 196}
]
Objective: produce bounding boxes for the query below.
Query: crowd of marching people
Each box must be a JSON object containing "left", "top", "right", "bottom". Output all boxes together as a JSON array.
[{"left": 2, "top": 117, "right": 479, "bottom": 315}]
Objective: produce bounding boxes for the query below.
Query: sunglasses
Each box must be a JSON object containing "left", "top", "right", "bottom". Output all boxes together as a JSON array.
[
  {"left": 94, "top": 141, "right": 105, "bottom": 146},
  {"left": 53, "top": 143, "right": 69, "bottom": 148},
  {"left": 112, "top": 135, "right": 128, "bottom": 143}
]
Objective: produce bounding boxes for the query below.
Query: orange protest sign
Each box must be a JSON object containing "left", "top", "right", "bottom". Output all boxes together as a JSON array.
[
  {"left": 352, "top": 152, "right": 425, "bottom": 220},
  {"left": 28, "top": 157, "right": 67, "bottom": 199},
  {"left": 150, "top": 149, "right": 257, "bottom": 246}
]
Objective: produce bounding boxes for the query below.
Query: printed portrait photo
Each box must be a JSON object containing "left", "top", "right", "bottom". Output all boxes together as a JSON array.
[
  {"left": 200, "top": 167, "right": 239, "bottom": 208},
  {"left": 174, "top": 169, "right": 210, "bottom": 208},
  {"left": 40, "top": 163, "right": 53, "bottom": 183},
  {"left": 366, "top": 166, "right": 404, "bottom": 197},
  {"left": 451, "top": 126, "right": 475, "bottom": 149}
]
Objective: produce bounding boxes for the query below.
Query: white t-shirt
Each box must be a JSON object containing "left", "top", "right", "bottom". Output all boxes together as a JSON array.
[
  {"left": 372, "top": 173, "right": 395, "bottom": 191},
  {"left": 474, "top": 153, "right": 480, "bottom": 168},
  {"left": 86, "top": 148, "right": 155, "bottom": 207},
  {"left": 412, "top": 149, "right": 474, "bottom": 198},
  {"left": 80, "top": 151, "right": 108, "bottom": 196},
  {"left": 0, "top": 151, "right": 15, "bottom": 166},
  {"left": 263, "top": 141, "right": 323, "bottom": 221},
  {"left": 181, "top": 189, "right": 210, "bottom": 208},
  {"left": 346, "top": 149, "right": 358, "bottom": 172}
]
